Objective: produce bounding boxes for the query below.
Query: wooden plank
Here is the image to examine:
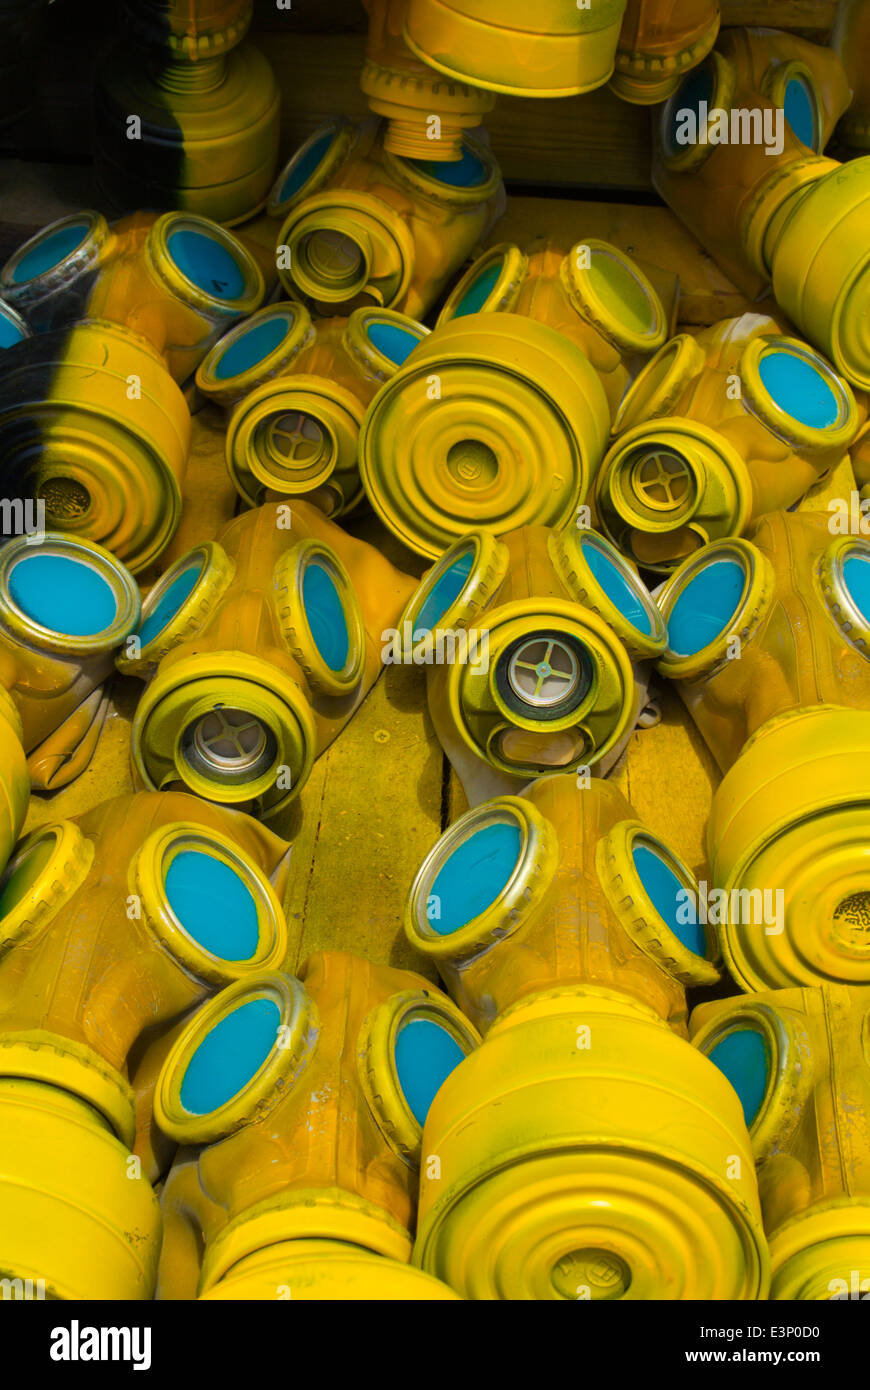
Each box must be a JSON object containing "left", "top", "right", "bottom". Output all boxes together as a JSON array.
[
  {"left": 277, "top": 660, "right": 444, "bottom": 980},
  {"left": 720, "top": 1, "right": 835, "bottom": 30}
]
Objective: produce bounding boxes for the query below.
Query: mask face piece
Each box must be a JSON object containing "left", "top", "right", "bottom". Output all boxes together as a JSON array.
[
  {"left": 402, "top": 0, "right": 629, "bottom": 98},
  {"left": 399, "top": 525, "right": 663, "bottom": 804},
  {"left": 403, "top": 773, "right": 767, "bottom": 1301},
  {"left": 153, "top": 951, "right": 476, "bottom": 1300},
  {"left": 693, "top": 986, "right": 870, "bottom": 1301},
  {"left": 0, "top": 788, "right": 292, "bottom": 1302},
  {"left": 124, "top": 501, "right": 415, "bottom": 815},
  {"left": 270, "top": 120, "right": 504, "bottom": 323},
  {"left": 657, "top": 512, "right": 870, "bottom": 991}
]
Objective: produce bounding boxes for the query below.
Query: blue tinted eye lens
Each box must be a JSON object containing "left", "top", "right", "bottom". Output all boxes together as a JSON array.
[
  {"left": 428, "top": 822, "right": 522, "bottom": 935},
  {"left": 632, "top": 844, "right": 706, "bottom": 957},
  {"left": 180, "top": 997, "right": 280, "bottom": 1115},
  {"left": 302, "top": 562, "right": 350, "bottom": 671},
  {"left": 167, "top": 229, "right": 246, "bottom": 300},
  {"left": 165, "top": 850, "right": 260, "bottom": 961},
  {"left": 394, "top": 1017, "right": 467, "bottom": 1125},
  {"left": 667, "top": 559, "right": 745, "bottom": 658},
  {"left": 9, "top": 554, "right": 118, "bottom": 637},
  {"left": 706, "top": 1027, "right": 769, "bottom": 1127},
  {"left": 414, "top": 551, "right": 474, "bottom": 636},
  {"left": 757, "top": 349, "right": 839, "bottom": 429},
  {"left": 580, "top": 537, "right": 652, "bottom": 636}
]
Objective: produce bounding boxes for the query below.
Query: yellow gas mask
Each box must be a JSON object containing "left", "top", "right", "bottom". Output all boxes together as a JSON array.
[
  {"left": 358, "top": 312, "right": 611, "bottom": 558},
  {"left": 693, "top": 985, "right": 870, "bottom": 1301},
  {"left": 403, "top": 772, "right": 769, "bottom": 1300},
  {"left": 595, "top": 313, "right": 863, "bottom": 573},
  {"left": 195, "top": 298, "right": 429, "bottom": 516},
  {"left": 610, "top": 0, "right": 721, "bottom": 105},
  {"left": 268, "top": 117, "right": 504, "bottom": 321},
  {"left": 393, "top": 522, "right": 666, "bottom": 804},
  {"left": 0, "top": 788, "right": 292, "bottom": 1300},
  {"left": 153, "top": 950, "right": 475, "bottom": 1299},
  {"left": 120, "top": 500, "right": 416, "bottom": 816},
  {"left": 656, "top": 508, "right": 870, "bottom": 991}
]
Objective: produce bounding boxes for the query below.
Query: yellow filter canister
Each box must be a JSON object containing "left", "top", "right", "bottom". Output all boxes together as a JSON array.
[
  {"left": 0, "top": 687, "right": 28, "bottom": 875},
  {"left": 358, "top": 314, "right": 611, "bottom": 558},
  {"left": 403, "top": 0, "right": 629, "bottom": 97},
  {"left": 403, "top": 773, "right": 767, "bottom": 1299},
  {"left": 655, "top": 508, "right": 870, "bottom": 990},
  {"left": 94, "top": 39, "right": 281, "bottom": 226}
]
